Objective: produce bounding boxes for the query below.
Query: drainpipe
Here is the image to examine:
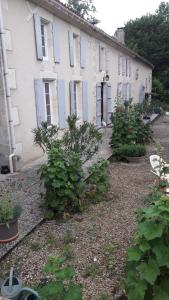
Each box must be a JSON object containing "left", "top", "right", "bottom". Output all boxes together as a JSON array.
[{"left": 0, "top": 0, "right": 15, "bottom": 173}]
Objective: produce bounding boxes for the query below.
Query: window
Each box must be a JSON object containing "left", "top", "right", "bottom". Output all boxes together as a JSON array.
[
  {"left": 44, "top": 82, "right": 52, "bottom": 125},
  {"left": 73, "top": 82, "right": 77, "bottom": 116},
  {"left": 41, "top": 20, "right": 48, "bottom": 59},
  {"left": 73, "top": 33, "right": 78, "bottom": 66}
]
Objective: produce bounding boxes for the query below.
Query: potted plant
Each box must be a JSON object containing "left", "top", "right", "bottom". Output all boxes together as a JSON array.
[
  {"left": 0, "top": 192, "right": 21, "bottom": 243},
  {"left": 118, "top": 144, "right": 146, "bottom": 163}
]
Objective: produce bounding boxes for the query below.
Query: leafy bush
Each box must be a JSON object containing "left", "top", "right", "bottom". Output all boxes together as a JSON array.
[
  {"left": 86, "top": 159, "right": 109, "bottom": 203},
  {"left": 39, "top": 256, "right": 82, "bottom": 300},
  {"left": 116, "top": 144, "right": 146, "bottom": 158},
  {"left": 33, "top": 122, "right": 59, "bottom": 153},
  {"left": 39, "top": 142, "right": 86, "bottom": 216},
  {"left": 0, "top": 192, "right": 21, "bottom": 224},
  {"left": 111, "top": 105, "right": 153, "bottom": 157},
  {"left": 125, "top": 192, "right": 169, "bottom": 299},
  {"left": 62, "top": 115, "right": 102, "bottom": 163}
]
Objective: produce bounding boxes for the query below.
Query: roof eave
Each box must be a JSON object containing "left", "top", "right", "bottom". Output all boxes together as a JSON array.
[{"left": 30, "top": 0, "right": 154, "bottom": 69}]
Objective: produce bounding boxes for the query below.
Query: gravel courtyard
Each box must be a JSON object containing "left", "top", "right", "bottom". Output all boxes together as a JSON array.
[{"left": 1, "top": 114, "right": 169, "bottom": 300}]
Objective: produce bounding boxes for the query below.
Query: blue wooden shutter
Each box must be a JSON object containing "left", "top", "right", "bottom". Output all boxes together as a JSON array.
[
  {"left": 129, "top": 60, "right": 131, "bottom": 77},
  {"left": 99, "top": 45, "right": 102, "bottom": 72},
  {"left": 139, "top": 85, "right": 145, "bottom": 103},
  {"left": 57, "top": 80, "right": 66, "bottom": 129},
  {"left": 107, "top": 83, "right": 112, "bottom": 124},
  {"left": 82, "top": 81, "right": 88, "bottom": 121},
  {"left": 80, "top": 36, "right": 86, "bottom": 69},
  {"left": 118, "top": 54, "right": 121, "bottom": 75},
  {"left": 53, "top": 22, "right": 60, "bottom": 63},
  {"left": 122, "top": 57, "right": 125, "bottom": 76},
  {"left": 34, "top": 79, "right": 45, "bottom": 127},
  {"left": 96, "top": 83, "right": 102, "bottom": 128},
  {"left": 33, "top": 14, "right": 43, "bottom": 60},
  {"left": 69, "top": 81, "right": 76, "bottom": 115},
  {"left": 68, "top": 31, "right": 74, "bottom": 67},
  {"left": 129, "top": 83, "right": 132, "bottom": 99}
]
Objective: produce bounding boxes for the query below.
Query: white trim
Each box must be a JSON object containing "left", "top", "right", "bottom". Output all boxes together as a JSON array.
[
  {"left": 41, "top": 19, "right": 48, "bottom": 61},
  {"left": 43, "top": 81, "right": 53, "bottom": 125}
]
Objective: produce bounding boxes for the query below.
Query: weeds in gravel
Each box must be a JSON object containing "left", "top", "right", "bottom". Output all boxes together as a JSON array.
[
  {"left": 97, "top": 291, "right": 110, "bottom": 300},
  {"left": 103, "top": 242, "right": 117, "bottom": 271},
  {"left": 63, "top": 230, "right": 76, "bottom": 245},
  {"left": 83, "top": 261, "right": 101, "bottom": 278},
  {"left": 38, "top": 255, "right": 82, "bottom": 300},
  {"left": 30, "top": 241, "right": 42, "bottom": 251},
  {"left": 46, "top": 233, "right": 58, "bottom": 246},
  {"left": 62, "top": 244, "right": 74, "bottom": 260}
]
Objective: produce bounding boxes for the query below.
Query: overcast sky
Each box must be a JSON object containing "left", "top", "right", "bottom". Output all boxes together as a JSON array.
[{"left": 62, "top": 0, "right": 163, "bottom": 35}]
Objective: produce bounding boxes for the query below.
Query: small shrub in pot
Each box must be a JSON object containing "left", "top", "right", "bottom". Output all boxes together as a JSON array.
[
  {"left": 0, "top": 192, "right": 21, "bottom": 243},
  {"left": 118, "top": 144, "right": 146, "bottom": 158}
]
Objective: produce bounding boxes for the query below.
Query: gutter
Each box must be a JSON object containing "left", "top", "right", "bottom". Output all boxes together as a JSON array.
[{"left": 0, "top": 0, "right": 15, "bottom": 173}]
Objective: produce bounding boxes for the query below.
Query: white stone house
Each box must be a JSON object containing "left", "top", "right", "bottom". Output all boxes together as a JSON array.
[{"left": 0, "top": 0, "right": 153, "bottom": 172}]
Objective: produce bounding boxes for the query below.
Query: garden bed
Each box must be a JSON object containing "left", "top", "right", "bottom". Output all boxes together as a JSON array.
[{"left": 0, "top": 161, "right": 153, "bottom": 299}]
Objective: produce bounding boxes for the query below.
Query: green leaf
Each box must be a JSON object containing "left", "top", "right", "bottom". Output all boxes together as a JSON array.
[
  {"left": 153, "top": 243, "right": 169, "bottom": 267},
  {"left": 139, "top": 221, "right": 164, "bottom": 241},
  {"left": 154, "top": 286, "right": 169, "bottom": 300},
  {"left": 127, "top": 281, "right": 147, "bottom": 300},
  {"left": 137, "top": 258, "right": 160, "bottom": 285},
  {"left": 139, "top": 240, "right": 151, "bottom": 252},
  {"left": 127, "top": 247, "right": 142, "bottom": 262},
  {"left": 63, "top": 284, "right": 83, "bottom": 300}
]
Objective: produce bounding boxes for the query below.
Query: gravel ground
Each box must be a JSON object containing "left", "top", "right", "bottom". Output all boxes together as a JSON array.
[{"left": 0, "top": 114, "right": 169, "bottom": 300}]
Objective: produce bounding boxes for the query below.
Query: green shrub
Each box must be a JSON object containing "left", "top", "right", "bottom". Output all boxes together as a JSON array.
[
  {"left": 39, "top": 142, "right": 86, "bottom": 216},
  {"left": 33, "top": 122, "right": 59, "bottom": 152},
  {"left": 86, "top": 159, "right": 109, "bottom": 203},
  {"left": 39, "top": 256, "right": 82, "bottom": 300},
  {"left": 111, "top": 104, "right": 153, "bottom": 156},
  {"left": 116, "top": 144, "right": 146, "bottom": 158},
  {"left": 62, "top": 115, "right": 102, "bottom": 163},
  {"left": 125, "top": 193, "right": 169, "bottom": 299},
  {"left": 0, "top": 192, "right": 21, "bottom": 224}
]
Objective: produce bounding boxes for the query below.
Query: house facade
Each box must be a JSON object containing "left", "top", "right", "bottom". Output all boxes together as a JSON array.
[{"left": 0, "top": 0, "right": 153, "bottom": 171}]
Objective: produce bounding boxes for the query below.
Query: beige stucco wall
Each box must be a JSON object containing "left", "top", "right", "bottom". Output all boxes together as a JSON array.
[{"left": 1, "top": 0, "right": 152, "bottom": 167}]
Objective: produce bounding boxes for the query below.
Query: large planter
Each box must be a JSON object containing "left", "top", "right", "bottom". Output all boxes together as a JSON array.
[
  {"left": 0, "top": 219, "right": 19, "bottom": 243},
  {"left": 126, "top": 156, "right": 145, "bottom": 163}
]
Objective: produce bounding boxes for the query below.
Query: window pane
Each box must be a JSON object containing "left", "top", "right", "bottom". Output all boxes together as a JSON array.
[
  {"left": 45, "top": 83, "right": 49, "bottom": 93},
  {"left": 47, "top": 116, "right": 51, "bottom": 126},
  {"left": 46, "top": 104, "right": 51, "bottom": 116}
]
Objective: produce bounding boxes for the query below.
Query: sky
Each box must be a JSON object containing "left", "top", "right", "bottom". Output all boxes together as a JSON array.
[{"left": 62, "top": 0, "right": 163, "bottom": 35}]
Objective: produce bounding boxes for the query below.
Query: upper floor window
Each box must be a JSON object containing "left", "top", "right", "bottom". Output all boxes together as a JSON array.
[
  {"left": 99, "top": 45, "right": 106, "bottom": 72},
  {"left": 41, "top": 23, "right": 47, "bottom": 58}
]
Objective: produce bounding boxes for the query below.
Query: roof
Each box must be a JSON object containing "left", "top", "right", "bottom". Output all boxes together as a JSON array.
[{"left": 31, "top": 0, "right": 154, "bottom": 69}]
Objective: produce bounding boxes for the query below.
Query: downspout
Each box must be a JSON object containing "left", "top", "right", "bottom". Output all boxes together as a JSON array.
[{"left": 0, "top": 0, "right": 15, "bottom": 173}]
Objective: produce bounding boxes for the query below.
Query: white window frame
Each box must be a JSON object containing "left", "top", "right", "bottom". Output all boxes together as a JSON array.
[
  {"left": 73, "top": 81, "right": 78, "bottom": 116},
  {"left": 43, "top": 81, "right": 53, "bottom": 126},
  {"left": 41, "top": 19, "right": 48, "bottom": 61}
]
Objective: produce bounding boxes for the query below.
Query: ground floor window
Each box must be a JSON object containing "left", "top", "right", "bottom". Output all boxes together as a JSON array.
[{"left": 44, "top": 81, "right": 52, "bottom": 125}]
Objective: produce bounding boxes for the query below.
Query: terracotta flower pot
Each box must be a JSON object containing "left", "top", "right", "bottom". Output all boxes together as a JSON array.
[
  {"left": 126, "top": 156, "right": 144, "bottom": 163},
  {"left": 0, "top": 219, "right": 19, "bottom": 243}
]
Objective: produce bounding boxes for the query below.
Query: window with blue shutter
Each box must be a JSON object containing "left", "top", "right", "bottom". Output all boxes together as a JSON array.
[
  {"left": 139, "top": 85, "right": 145, "bottom": 103},
  {"left": 82, "top": 81, "right": 88, "bottom": 121},
  {"left": 96, "top": 83, "right": 102, "bottom": 128},
  {"left": 53, "top": 22, "right": 60, "bottom": 63},
  {"left": 107, "top": 83, "right": 112, "bottom": 124},
  {"left": 68, "top": 31, "right": 74, "bottom": 67},
  {"left": 34, "top": 79, "right": 46, "bottom": 127},
  {"left": 80, "top": 36, "right": 86, "bottom": 69},
  {"left": 34, "top": 14, "right": 43, "bottom": 60},
  {"left": 57, "top": 80, "right": 66, "bottom": 129},
  {"left": 69, "top": 81, "right": 77, "bottom": 116}
]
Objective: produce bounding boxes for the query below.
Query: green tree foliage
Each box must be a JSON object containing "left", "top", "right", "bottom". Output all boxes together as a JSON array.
[
  {"left": 124, "top": 2, "right": 169, "bottom": 101},
  {"left": 67, "top": 0, "right": 98, "bottom": 22}
]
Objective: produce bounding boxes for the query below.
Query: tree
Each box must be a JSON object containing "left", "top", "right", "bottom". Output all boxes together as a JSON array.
[
  {"left": 67, "top": 0, "right": 98, "bottom": 23},
  {"left": 124, "top": 2, "right": 169, "bottom": 102}
]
